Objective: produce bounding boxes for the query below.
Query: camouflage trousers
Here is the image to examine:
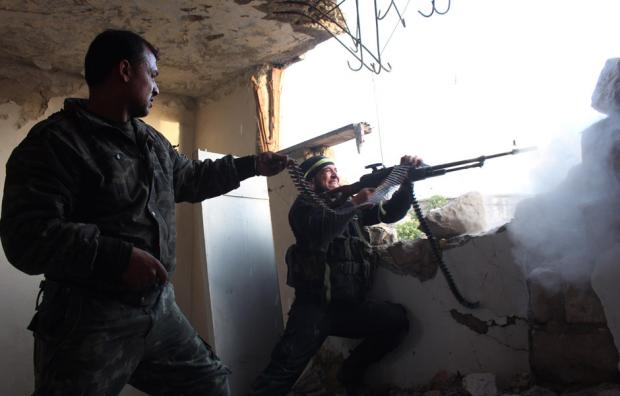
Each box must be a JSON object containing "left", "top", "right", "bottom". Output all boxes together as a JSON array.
[
  {"left": 30, "top": 281, "right": 230, "bottom": 396},
  {"left": 248, "top": 296, "right": 409, "bottom": 396}
]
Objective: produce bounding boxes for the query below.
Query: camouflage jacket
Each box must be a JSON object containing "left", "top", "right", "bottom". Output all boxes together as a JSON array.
[
  {"left": 0, "top": 98, "right": 257, "bottom": 290},
  {"left": 287, "top": 183, "right": 413, "bottom": 302}
]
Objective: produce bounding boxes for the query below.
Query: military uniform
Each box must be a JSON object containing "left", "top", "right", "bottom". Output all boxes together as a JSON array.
[
  {"left": 248, "top": 180, "right": 413, "bottom": 396},
  {"left": 0, "top": 98, "right": 258, "bottom": 395}
]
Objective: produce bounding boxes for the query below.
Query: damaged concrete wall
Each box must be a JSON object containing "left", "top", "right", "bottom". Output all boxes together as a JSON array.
[
  {"left": 296, "top": 226, "right": 530, "bottom": 391},
  {"left": 369, "top": 229, "right": 530, "bottom": 388},
  {"left": 274, "top": 182, "right": 531, "bottom": 390},
  {"left": 506, "top": 58, "right": 620, "bottom": 389},
  {"left": 0, "top": 62, "right": 84, "bottom": 128},
  {"left": 0, "top": 1, "right": 334, "bottom": 99}
]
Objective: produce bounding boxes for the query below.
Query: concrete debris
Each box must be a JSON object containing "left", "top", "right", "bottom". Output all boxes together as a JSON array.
[
  {"left": 374, "top": 239, "right": 437, "bottom": 280},
  {"left": 591, "top": 58, "right": 620, "bottom": 115},
  {"left": 368, "top": 224, "right": 398, "bottom": 246},
  {"left": 424, "top": 191, "right": 487, "bottom": 238},
  {"left": 462, "top": 373, "right": 497, "bottom": 396}
]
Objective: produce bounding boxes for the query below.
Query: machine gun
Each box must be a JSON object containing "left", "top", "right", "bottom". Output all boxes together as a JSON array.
[
  {"left": 301, "top": 146, "right": 535, "bottom": 309},
  {"left": 325, "top": 147, "right": 536, "bottom": 208}
]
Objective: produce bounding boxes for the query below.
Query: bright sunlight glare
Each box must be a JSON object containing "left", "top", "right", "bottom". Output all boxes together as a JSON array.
[{"left": 280, "top": 0, "right": 618, "bottom": 199}]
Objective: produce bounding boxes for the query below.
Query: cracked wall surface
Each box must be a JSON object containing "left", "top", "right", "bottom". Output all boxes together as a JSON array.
[
  {"left": 318, "top": 228, "right": 531, "bottom": 388},
  {"left": 0, "top": 0, "right": 334, "bottom": 100},
  {"left": 0, "top": 61, "right": 85, "bottom": 128}
]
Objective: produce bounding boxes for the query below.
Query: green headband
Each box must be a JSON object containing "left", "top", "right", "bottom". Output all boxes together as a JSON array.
[{"left": 304, "top": 157, "right": 334, "bottom": 179}]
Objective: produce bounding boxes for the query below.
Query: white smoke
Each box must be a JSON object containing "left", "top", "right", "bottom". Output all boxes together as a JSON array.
[{"left": 508, "top": 58, "right": 620, "bottom": 283}]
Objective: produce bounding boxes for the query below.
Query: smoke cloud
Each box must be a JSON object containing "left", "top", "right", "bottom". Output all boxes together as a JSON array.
[{"left": 508, "top": 58, "right": 620, "bottom": 283}]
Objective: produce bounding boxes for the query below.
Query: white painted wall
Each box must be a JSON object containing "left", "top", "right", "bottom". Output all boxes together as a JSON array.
[{"left": 194, "top": 79, "right": 258, "bottom": 157}]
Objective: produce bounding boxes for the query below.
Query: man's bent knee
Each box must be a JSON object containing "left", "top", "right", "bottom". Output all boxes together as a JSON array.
[{"left": 386, "top": 302, "right": 410, "bottom": 336}]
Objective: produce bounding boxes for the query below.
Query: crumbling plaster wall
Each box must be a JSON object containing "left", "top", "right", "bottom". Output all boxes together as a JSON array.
[
  {"left": 316, "top": 229, "right": 531, "bottom": 389},
  {"left": 374, "top": 229, "right": 530, "bottom": 388},
  {"left": 0, "top": 1, "right": 334, "bottom": 98}
]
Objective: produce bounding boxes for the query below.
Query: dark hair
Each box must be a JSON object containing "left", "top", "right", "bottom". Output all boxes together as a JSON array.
[{"left": 84, "top": 29, "right": 159, "bottom": 87}]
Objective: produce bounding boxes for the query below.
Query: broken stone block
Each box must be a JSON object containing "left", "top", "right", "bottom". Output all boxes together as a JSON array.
[
  {"left": 368, "top": 224, "right": 397, "bottom": 246},
  {"left": 564, "top": 281, "right": 606, "bottom": 324},
  {"left": 462, "top": 373, "right": 497, "bottom": 396},
  {"left": 527, "top": 268, "right": 564, "bottom": 323},
  {"left": 591, "top": 58, "right": 620, "bottom": 115},
  {"left": 374, "top": 239, "right": 437, "bottom": 281},
  {"left": 530, "top": 327, "right": 619, "bottom": 385},
  {"left": 424, "top": 191, "right": 487, "bottom": 238}
]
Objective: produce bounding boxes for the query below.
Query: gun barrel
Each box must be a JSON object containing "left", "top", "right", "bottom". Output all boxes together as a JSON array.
[
  {"left": 407, "top": 146, "right": 535, "bottom": 182},
  {"left": 427, "top": 146, "right": 535, "bottom": 172}
]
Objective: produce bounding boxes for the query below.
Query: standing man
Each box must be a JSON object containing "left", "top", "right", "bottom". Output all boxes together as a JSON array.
[
  {"left": 0, "top": 29, "right": 288, "bottom": 396},
  {"left": 248, "top": 154, "right": 420, "bottom": 396}
]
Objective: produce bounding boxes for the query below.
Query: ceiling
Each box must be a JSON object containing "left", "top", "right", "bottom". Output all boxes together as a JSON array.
[{"left": 0, "top": 0, "right": 338, "bottom": 98}]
